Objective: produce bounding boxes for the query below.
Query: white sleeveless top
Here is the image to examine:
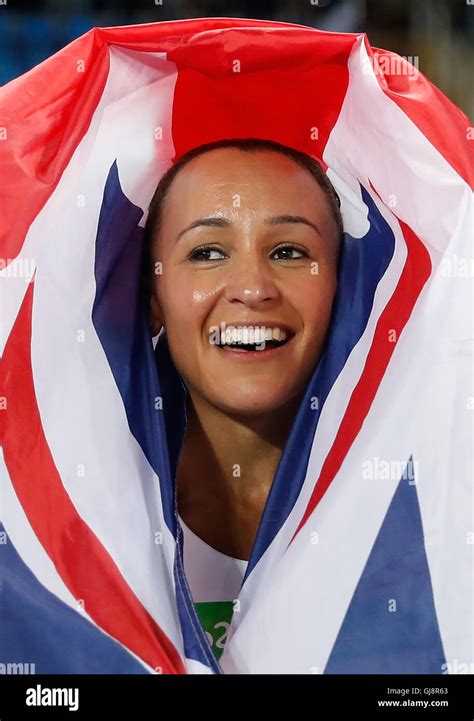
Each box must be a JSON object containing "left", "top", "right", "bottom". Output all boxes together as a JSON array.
[{"left": 179, "top": 515, "right": 248, "bottom": 603}]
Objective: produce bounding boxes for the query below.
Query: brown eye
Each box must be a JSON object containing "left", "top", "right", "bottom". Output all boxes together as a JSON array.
[
  {"left": 188, "top": 245, "right": 227, "bottom": 262},
  {"left": 271, "top": 244, "right": 307, "bottom": 260}
]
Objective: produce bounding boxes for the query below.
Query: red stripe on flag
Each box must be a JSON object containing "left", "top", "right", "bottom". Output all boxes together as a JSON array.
[
  {"left": 0, "top": 282, "right": 186, "bottom": 675},
  {"left": 289, "top": 205, "right": 432, "bottom": 545},
  {"left": 165, "top": 25, "right": 353, "bottom": 166}
]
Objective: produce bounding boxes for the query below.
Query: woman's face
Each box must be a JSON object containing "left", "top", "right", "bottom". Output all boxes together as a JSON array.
[{"left": 149, "top": 148, "right": 339, "bottom": 417}]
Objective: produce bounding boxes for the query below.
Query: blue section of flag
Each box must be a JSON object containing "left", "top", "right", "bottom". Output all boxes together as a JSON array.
[
  {"left": 0, "top": 524, "right": 148, "bottom": 674},
  {"left": 244, "top": 187, "right": 397, "bottom": 581},
  {"left": 325, "top": 457, "right": 446, "bottom": 673},
  {"left": 91, "top": 160, "right": 221, "bottom": 673}
]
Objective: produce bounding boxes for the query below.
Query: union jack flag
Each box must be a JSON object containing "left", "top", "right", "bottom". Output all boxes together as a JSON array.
[{"left": 0, "top": 18, "right": 472, "bottom": 674}]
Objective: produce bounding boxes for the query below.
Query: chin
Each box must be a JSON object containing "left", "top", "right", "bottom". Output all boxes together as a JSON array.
[{"left": 208, "top": 386, "right": 300, "bottom": 417}]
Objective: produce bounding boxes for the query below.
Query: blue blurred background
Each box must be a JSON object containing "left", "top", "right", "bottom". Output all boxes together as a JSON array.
[{"left": 0, "top": 0, "right": 472, "bottom": 117}]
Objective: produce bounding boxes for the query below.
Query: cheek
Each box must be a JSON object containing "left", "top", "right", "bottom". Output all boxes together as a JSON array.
[
  {"left": 293, "top": 272, "right": 337, "bottom": 329},
  {"left": 158, "top": 270, "right": 224, "bottom": 339}
]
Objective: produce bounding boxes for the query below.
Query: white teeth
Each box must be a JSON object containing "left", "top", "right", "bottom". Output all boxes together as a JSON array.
[
  {"left": 218, "top": 326, "right": 289, "bottom": 346},
  {"left": 222, "top": 328, "right": 238, "bottom": 344}
]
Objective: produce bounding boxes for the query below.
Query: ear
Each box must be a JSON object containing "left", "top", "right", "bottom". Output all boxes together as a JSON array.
[{"left": 149, "top": 291, "right": 164, "bottom": 336}]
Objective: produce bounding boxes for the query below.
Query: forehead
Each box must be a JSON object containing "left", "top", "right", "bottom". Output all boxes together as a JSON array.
[{"left": 162, "top": 148, "right": 331, "bottom": 218}]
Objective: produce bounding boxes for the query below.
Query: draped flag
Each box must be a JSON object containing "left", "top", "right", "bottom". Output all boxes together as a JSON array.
[{"left": 0, "top": 17, "right": 473, "bottom": 675}]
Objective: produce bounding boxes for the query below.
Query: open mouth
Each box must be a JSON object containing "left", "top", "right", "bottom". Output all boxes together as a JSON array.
[
  {"left": 210, "top": 323, "right": 295, "bottom": 356},
  {"left": 215, "top": 328, "right": 295, "bottom": 354}
]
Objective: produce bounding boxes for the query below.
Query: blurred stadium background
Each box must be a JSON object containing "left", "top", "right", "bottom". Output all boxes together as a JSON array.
[{"left": 0, "top": 0, "right": 472, "bottom": 118}]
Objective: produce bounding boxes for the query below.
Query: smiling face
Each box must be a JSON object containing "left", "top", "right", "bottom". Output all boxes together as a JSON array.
[{"left": 149, "top": 147, "right": 340, "bottom": 417}]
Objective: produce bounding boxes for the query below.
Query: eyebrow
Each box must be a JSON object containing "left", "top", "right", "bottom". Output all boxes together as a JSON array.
[{"left": 176, "top": 214, "right": 322, "bottom": 242}]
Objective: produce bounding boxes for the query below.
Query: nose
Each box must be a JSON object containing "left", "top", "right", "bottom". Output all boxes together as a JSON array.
[{"left": 222, "top": 254, "right": 280, "bottom": 308}]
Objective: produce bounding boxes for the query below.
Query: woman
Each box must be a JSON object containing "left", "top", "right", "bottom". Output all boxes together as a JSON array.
[{"left": 142, "top": 137, "right": 344, "bottom": 657}]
